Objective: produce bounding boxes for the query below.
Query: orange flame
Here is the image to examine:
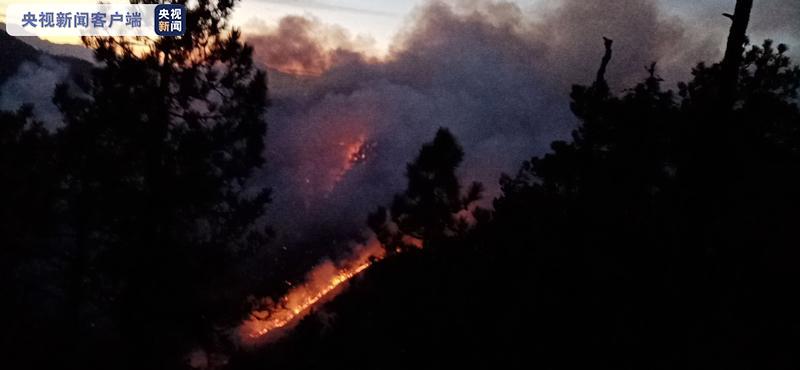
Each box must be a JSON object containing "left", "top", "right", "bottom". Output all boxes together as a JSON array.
[
  {"left": 238, "top": 239, "right": 384, "bottom": 344},
  {"left": 338, "top": 135, "right": 366, "bottom": 178},
  {"left": 327, "top": 135, "right": 375, "bottom": 194}
]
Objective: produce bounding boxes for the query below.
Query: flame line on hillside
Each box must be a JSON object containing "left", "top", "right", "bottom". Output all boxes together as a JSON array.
[
  {"left": 238, "top": 241, "right": 385, "bottom": 344},
  {"left": 248, "top": 261, "right": 371, "bottom": 339}
]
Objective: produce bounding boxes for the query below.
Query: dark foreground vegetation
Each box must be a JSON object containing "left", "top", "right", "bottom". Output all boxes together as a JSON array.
[
  {"left": 234, "top": 23, "right": 800, "bottom": 367},
  {"left": 2, "top": 0, "right": 799, "bottom": 369}
]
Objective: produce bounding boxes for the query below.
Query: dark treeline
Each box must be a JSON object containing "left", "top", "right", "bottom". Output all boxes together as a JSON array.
[
  {"left": 3, "top": 0, "right": 800, "bottom": 369},
  {"left": 1, "top": 0, "right": 271, "bottom": 369}
]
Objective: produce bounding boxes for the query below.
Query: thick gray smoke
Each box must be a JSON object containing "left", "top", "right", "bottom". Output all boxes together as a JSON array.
[
  {"left": 0, "top": 56, "right": 70, "bottom": 128},
  {"left": 247, "top": 0, "right": 786, "bottom": 246},
  {"left": 3, "top": 0, "right": 794, "bottom": 251},
  {"left": 663, "top": 0, "right": 800, "bottom": 49}
]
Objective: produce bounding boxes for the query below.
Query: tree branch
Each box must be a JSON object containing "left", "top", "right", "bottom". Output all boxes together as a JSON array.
[{"left": 595, "top": 37, "right": 614, "bottom": 88}]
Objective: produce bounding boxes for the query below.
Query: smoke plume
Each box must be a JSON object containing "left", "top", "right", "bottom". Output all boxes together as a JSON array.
[
  {"left": 0, "top": 56, "right": 69, "bottom": 128},
  {"left": 248, "top": 0, "right": 757, "bottom": 248}
]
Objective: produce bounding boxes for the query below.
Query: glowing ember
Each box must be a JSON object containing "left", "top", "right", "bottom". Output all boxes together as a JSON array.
[
  {"left": 327, "top": 136, "right": 376, "bottom": 194},
  {"left": 238, "top": 240, "right": 385, "bottom": 344},
  {"left": 348, "top": 140, "right": 376, "bottom": 165}
]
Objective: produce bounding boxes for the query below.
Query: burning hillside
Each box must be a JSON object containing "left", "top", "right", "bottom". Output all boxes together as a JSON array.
[
  {"left": 250, "top": 0, "right": 732, "bottom": 254},
  {"left": 238, "top": 239, "right": 385, "bottom": 345},
  {"left": 327, "top": 136, "right": 377, "bottom": 194}
]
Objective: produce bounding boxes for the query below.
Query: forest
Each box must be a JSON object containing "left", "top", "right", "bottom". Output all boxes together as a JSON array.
[{"left": 1, "top": 0, "right": 799, "bottom": 369}]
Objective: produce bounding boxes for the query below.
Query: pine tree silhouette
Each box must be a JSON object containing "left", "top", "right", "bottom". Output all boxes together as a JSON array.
[
  {"left": 0, "top": 0, "right": 271, "bottom": 368},
  {"left": 369, "top": 128, "right": 483, "bottom": 252},
  {"left": 490, "top": 1, "right": 800, "bottom": 368},
  {"left": 0, "top": 106, "right": 65, "bottom": 369}
]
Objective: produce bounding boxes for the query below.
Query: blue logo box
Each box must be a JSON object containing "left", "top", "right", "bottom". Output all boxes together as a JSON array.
[{"left": 154, "top": 4, "right": 186, "bottom": 36}]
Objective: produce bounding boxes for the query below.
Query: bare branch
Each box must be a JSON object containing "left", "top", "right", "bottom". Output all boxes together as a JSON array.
[{"left": 595, "top": 37, "right": 614, "bottom": 88}]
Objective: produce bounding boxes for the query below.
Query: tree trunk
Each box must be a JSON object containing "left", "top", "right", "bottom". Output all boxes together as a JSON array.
[{"left": 720, "top": 0, "right": 753, "bottom": 103}]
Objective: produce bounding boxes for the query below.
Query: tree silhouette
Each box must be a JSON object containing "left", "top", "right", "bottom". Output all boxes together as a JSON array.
[
  {"left": 489, "top": 1, "right": 800, "bottom": 367},
  {"left": 0, "top": 106, "right": 66, "bottom": 368},
  {"left": 4, "top": 0, "right": 800, "bottom": 368},
  {"left": 226, "top": 2, "right": 800, "bottom": 369},
  {"left": 369, "top": 128, "right": 483, "bottom": 252},
  {"left": 29, "top": 0, "right": 272, "bottom": 367},
  {"left": 721, "top": 0, "right": 753, "bottom": 105},
  {"left": 0, "top": 106, "right": 58, "bottom": 254}
]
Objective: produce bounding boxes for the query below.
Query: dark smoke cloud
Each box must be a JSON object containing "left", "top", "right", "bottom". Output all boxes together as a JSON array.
[
  {"left": 750, "top": 0, "right": 800, "bottom": 38},
  {"left": 254, "top": 0, "right": 400, "bottom": 17},
  {"left": 248, "top": 0, "right": 757, "bottom": 247},
  {"left": 529, "top": 0, "right": 715, "bottom": 87},
  {"left": 664, "top": 0, "right": 800, "bottom": 33},
  {"left": 0, "top": 1, "right": 793, "bottom": 255},
  {"left": 657, "top": 0, "right": 799, "bottom": 59},
  {"left": 0, "top": 56, "right": 70, "bottom": 129},
  {"left": 246, "top": 16, "right": 376, "bottom": 76},
  {"left": 250, "top": 16, "right": 332, "bottom": 75}
]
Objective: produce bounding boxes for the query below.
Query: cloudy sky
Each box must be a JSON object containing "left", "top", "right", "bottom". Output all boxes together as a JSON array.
[
  {"left": 2, "top": 0, "right": 798, "bottom": 54},
  {"left": 232, "top": 0, "right": 799, "bottom": 244},
  {"left": 2, "top": 0, "right": 799, "bottom": 247},
  {"left": 236, "top": 0, "right": 798, "bottom": 53},
  {"left": 0, "top": 0, "right": 421, "bottom": 49}
]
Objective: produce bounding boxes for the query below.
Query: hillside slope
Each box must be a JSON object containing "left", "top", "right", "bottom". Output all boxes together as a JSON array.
[
  {"left": 228, "top": 241, "right": 551, "bottom": 370},
  {"left": 1, "top": 25, "right": 92, "bottom": 123},
  {"left": 0, "top": 24, "right": 41, "bottom": 83}
]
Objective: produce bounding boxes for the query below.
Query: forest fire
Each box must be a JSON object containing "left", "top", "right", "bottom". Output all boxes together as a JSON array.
[
  {"left": 238, "top": 240, "right": 385, "bottom": 345},
  {"left": 327, "top": 136, "right": 377, "bottom": 193},
  {"left": 340, "top": 135, "right": 366, "bottom": 175}
]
